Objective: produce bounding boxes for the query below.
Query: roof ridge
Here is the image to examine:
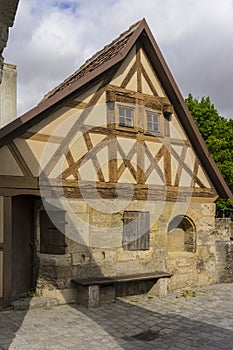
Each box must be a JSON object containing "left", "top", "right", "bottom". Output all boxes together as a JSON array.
[{"left": 40, "top": 19, "right": 143, "bottom": 102}]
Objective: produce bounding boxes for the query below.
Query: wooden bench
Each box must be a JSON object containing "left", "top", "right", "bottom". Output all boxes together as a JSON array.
[{"left": 72, "top": 271, "right": 172, "bottom": 308}]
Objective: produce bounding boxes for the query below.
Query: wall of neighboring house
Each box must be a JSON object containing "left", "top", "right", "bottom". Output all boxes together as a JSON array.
[
  {"left": 215, "top": 218, "right": 233, "bottom": 282},
  {"left": 0, "top": 63, "right": 17, "bottom": 128},
  {"left": 0, "top": 0, "right": 19, "bottom": 304}
]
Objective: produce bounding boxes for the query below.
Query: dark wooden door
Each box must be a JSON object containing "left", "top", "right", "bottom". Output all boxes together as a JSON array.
[{"left": 12, "top": 196, "right": 35, "bottom": 298}]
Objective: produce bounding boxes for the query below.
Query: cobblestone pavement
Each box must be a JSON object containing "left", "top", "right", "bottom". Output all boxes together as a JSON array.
[{"left": 1, "top": 283, "right": 233, "bottom": 349}]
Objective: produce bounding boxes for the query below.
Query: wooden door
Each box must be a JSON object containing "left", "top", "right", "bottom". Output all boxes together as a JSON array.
[{"left": 12, "top": 196, "right": 35, "bottom": 298}]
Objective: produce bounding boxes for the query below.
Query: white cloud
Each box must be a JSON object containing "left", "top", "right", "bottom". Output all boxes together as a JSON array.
[{"left": 4, "top": 0, "right": 233, "bottom": 118}]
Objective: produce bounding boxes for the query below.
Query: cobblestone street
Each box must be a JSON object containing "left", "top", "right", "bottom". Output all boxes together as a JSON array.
[{"left": 1, "top": 283, "right": 233, "bottom": 349}]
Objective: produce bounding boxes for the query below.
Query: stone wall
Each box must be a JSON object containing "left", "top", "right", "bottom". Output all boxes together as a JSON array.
[
  {"left": 35, "top": 199, "right": 220, "bottom": 302},
  {"left": 215, "top": 218, "right": 233, "bottom": 283},
  {"left": 166, "top": 203, "right": 217, "bottom": 290}
]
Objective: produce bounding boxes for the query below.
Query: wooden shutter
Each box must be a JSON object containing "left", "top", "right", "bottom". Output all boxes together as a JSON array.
[
  {"left": 40, "top": 211, "right": 66, "bottom": 255},
  {"left": 138, "top": 211, "right": 150, "bottom": 250},
  {"left": 123, "top": 211, "right": 150, "bottom": 251}
]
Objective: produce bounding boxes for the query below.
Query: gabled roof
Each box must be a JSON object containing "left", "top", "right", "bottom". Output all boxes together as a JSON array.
[
  {"left": 0, "top": 18, "right": 232, "bottom": 200},
  {"left": 41, "top": 20, "right": 142, "bottom": 102}
]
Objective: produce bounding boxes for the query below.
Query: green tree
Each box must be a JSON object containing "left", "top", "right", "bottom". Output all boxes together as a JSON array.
[{"left": 185, "top": 94, "right": 233, "bottom": 217}]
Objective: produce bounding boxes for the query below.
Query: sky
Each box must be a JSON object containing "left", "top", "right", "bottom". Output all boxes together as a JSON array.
[{"left": 4, "top": 0, "right": 233, "bottom": 119}]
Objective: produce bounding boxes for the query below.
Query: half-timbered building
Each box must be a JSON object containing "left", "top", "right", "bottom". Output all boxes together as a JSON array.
[{"left": 0, "top": 19, "right": 232, "bottom": 306}]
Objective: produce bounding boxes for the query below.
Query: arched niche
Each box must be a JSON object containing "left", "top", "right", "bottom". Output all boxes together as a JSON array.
[{"left": 167, "top": 215, "right": 196, "bottom": 253}]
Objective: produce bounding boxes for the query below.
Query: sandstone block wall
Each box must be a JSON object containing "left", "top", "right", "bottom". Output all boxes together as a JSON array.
[
  {"left": 35, "top": 199, "right": 222, "bottom": 302},
  {"left": 215, "top": 218, "right": 233, "bottom": 283}
]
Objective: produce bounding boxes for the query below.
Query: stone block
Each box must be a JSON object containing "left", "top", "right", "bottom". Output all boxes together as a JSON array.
[
  {"left": 89, "top": 212, "right": 112, "bottom": 227},
  {"left": 66, "top": 213, "right": 90, "bottom": 247},
  {"left": 69, "top": 199, "right": 87, "bottom": 214},
  {"left": 89, "top": 227, "right": 122, "bottom": 248},
  {"left": 77, "top": 285, "right": 100, "bottom": 308},
  {"left": 201, "top": 203, "right": 216, "bottom": 216},
  {"left": 148, "top": 278, "right": 168, "bottom": 297},
  {"left": 72, "top": 252, "right": 91, "bottom": 265},
  {"left": 116, "top": 247, "right": 137, "bottom": 261},
  {"left": 91, "top": 250, "right": 108, "bottom": 263},
  {"left": 116, "top": 260, "right": 141, "bottom": 275},
  {"left": 168, "top": 274, "right": 195, "bottom": 291},
  {"left": 136, "top": 249, "right": 153, "bottom": 259},
  {"left": 102, "top": 250, "right": 117, "bottom": 261},
  {"left": 153, "top": 232, "right": 166, "bottom": 249},
  {"left": 100, "top": 286, "right": 116, "bottom": 305},
  {"left": 38, "top": 288, "right": 79, "bottom": 305},
  {"left": 38, "top": 254, "right": 72, "bottom": 267},
  {"left": 215, "top": 218, "right": 232, "bottom": 240},
  {"left": 66, "top": 239, "right": 89, "bottom": 254},
  {"left": 198, "top": 217, "right": 215, "bottom": 232},
  {"left": 111, "top": 213, "right": 123, "bottom": 228}
]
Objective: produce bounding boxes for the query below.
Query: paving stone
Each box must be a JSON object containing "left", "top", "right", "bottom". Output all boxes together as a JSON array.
[{"left": 1, "top": 283, "right": 233, "bottom": 349}]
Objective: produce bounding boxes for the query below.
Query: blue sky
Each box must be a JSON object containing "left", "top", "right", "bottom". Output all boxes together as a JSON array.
[{"left": 4, "top": 0, "right": 233, "bottom": 118}]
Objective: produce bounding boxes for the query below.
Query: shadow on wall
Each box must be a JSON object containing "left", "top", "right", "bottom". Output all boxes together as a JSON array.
[{"left": 0, "top": 193, "right": 108, "bottom": 349}]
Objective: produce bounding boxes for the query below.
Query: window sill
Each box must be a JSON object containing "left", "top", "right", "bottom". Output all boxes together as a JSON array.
[
  {"left": 115, "top": 126, "right": 138, "bottom": 133},
  {"left": 144, "top": 131, "right": 164, "bottom": 138}
]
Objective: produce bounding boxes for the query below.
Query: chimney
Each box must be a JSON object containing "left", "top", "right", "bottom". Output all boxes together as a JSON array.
[{"left": 0, "top": 62, "right": 17, "bottom": 128}]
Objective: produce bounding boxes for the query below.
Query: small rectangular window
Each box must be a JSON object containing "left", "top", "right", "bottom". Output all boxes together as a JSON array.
[
  {"left": 146, "top": 111, "right": 160, "bottom": 133},
  {"left": 118, "top": 106, "right": 134, "bottom": 128},
  {"left": 123, "top": 211, "right": 150, "bottom": 251}
]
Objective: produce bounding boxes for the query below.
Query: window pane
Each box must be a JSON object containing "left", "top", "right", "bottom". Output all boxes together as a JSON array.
[
  {"left": 118, "top": 106, "right": 134, "bottom": 127},
  {"left": 119, "top": 108, "right": 125, "bottom": 117},
  {"left": 147, "top": 111, "right": 160, "bottom": 133},
  {"left": 126, "top": 109, "right": 132, "bottom": 118},
  {"left": 119, "top": 116, "right": 125, "bottom": 125},
  {"left": 147, "top": 122, "right": 152, "bottom": 130},
  {"left": 126, "top": 117, "right": 132, "bottom": 125},
  {"left": 147, "top": 115, "right": 152, "bottom": 122}
]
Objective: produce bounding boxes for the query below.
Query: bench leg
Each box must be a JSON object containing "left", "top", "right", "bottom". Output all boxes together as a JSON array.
[
  {"left": 88, "top": 285, "right": 100, "bottom": 308},
  {"left": 78, "top": 285, "right": 100, "bottom": 308},
  {"left": 148, "top": 278, "right": 169, "bottom": 298}
]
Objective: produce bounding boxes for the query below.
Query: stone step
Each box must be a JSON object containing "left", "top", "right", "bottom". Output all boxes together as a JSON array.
[{"left": 12, "top": 296, "right": 59, "bottom": 311}]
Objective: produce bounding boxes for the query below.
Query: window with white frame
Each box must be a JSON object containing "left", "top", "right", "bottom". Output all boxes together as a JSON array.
[
  {"left": 146, "top": 110, "right": 161, "bottom": 134},
  {"left": 118, "top": 105, "right": 134, "bottom": 128}
]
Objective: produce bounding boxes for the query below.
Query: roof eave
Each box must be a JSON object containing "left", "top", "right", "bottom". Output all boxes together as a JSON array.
[
  {"left": 0, "top": 20, "right": 146, "bottom": 146},
  {"left": 140, "top": 21, "right": 232, "bottom": 200}
]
